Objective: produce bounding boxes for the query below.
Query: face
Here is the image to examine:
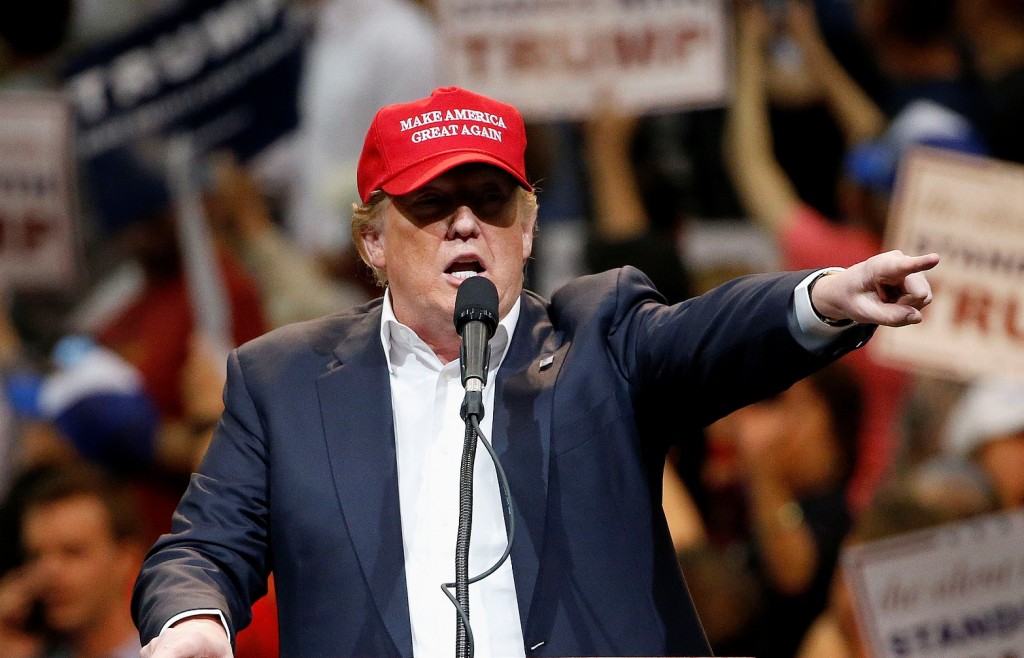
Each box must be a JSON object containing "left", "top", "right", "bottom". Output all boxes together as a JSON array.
[
  {"left": 21, "top": 496, "right": 138, "bottom": 636},
  {"left": 733, "top": 380, "right": 842, "bottom": 492},
  {"left": 362, "top": 164, "right": 535, "bottom": 350}
]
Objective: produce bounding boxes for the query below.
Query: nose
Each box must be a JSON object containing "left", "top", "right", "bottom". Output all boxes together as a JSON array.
[{"left": 447, "top": 205, "right": 482, "bottom": 240}]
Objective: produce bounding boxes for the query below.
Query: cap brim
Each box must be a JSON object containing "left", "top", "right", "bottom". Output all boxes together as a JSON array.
[{"left": 379, "top": 151, "right": 532, "bottom": 197}]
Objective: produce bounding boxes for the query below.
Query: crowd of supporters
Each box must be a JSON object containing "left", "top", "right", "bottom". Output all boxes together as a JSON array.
[{"left": 1, "top": 1, "right": 1023, "bottom": 657}]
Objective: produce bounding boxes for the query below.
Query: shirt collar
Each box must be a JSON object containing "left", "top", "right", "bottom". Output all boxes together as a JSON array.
[{"left": 379, "top": 285, "right": 521, "bottom": 374}]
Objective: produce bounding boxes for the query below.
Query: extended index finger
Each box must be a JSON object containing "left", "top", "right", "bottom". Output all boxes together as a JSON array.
[{"left": 879, "top": 251, "right": 940, "bottom": 282}]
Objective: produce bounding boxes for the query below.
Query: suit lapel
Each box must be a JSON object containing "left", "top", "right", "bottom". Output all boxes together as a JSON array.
[
  {"left": 316, "top": 306, "right": 412, "bottom": 656},
  {"left": 491, "top": 291, "right": 566, "bottom": 628},
  {"left": 314, "top": 293, "right": 564, "bottom": 650}
]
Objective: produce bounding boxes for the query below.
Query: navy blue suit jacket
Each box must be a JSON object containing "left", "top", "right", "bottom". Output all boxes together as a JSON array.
[{"left": 132, "top": 267, "right": 870, "bottom": 657}]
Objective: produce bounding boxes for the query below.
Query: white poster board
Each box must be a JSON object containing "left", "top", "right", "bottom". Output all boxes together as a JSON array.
[
  {"left": 843, "top": 509, "right": 1024, "bottom": 658},
  {"left": 435, "top": 0, "right": 730, "bottom": 120},
  {"left": 873, "top": 148, "right": 1024, "bottom": 380},
  {"left": 0, "top": 92, "right": 78, "bottom": 290}
]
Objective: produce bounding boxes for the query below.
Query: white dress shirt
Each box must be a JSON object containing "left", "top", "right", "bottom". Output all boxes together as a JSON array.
[{"left": 381, "top": 288, "right": 526, "bottom": 658}]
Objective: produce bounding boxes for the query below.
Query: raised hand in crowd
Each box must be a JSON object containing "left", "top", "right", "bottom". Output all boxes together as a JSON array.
[
  {"left": 205, "top": 153, "right": 370, "bottom": 328},
  {"left": 0, "top": 566, "right": 43, "bottom": 658},
  {"left": 581, "top": 96, "right": 648, "bottom": 242},
  {"left": 155, "top": 332, "right": 227, "bottom": 473},
  {"left": 782, "top": 0, "right": 887, "bottom": 146}
]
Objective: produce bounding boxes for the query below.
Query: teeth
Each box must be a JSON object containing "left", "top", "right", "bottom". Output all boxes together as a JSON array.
[{"left": 451, "top": 271, "right": 478, "bottom": 279}]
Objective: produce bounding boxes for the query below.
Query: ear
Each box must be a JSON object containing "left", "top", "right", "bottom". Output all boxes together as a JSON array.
[
  {"left": 520, "top": 207, "right": 536, "bottom": 261},
  {"left": 361, "top": 226, "right": 387, "bottom": 270}
]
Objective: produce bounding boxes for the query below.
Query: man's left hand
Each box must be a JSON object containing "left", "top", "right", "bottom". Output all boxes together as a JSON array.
[{"left": 810, "top": 250, "right": 940, "bottom": 327}]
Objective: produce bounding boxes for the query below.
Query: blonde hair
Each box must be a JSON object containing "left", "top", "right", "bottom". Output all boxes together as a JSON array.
[
  {"left": 351, "top": 191, "right": 392, "bottom": 286},
  {"left": 352, "top": 187, "right": 539, "bottom": 287}
]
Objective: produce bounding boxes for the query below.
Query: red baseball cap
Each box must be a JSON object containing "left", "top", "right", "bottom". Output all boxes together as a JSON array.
[{"left": 357, "top": 86, "right": 532, "bottom": 203}]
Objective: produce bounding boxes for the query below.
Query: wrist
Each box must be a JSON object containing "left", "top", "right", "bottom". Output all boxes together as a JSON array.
[
  {"left": 806, "top": 268, "right": 854, "bottom": 327},
  {"left": 159, "top": 608, "right": 231, "bottom": 642}
]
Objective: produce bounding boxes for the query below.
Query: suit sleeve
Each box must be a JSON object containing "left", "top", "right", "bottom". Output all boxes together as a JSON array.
[
  {"left": 132, "top": 349, "right": 272, "bottom": 645},
  {"left": 605, "top": 267, "right": 870, "bottom": 427}
]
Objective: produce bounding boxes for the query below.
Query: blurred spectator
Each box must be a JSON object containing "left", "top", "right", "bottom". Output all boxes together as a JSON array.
[
  {"left": 684, "top": 362, "right": 862, "bottom": 657},
  {"left": 34, "top": 337, "right": 159, "bottom": 475},
  {"left": 725, "top": 1, "right": 988, "bottom": 513},
  {"left": 580, "top": 100, "right": 693, "bottom": 305},
  {"left": 83, "top": 187, "right": 267, "bottom": 424},
  {"left": 61, "top": 153, "right": 269, "bottom": 542},
  {"left": 207, "top": 154, "right": 369, "bottom": 328},
  {"left": 795, "top": 456, "right": 999, "bottom": 658},
  {"left": 0, "top": 462, "right": 146, "bottom": 658},
  {"left": 957, "top": 0, "right": 1024, "bottom": 163},
  {"left": 0, "top": 306, "right": 85, "bottom": 493},
  {"left": 853, "top": 0, "right": 987, "bottom": 124},
  {"left": 286, "top": 0, "right": 439, "bottom": 266},
  {"left": 941, "top": 376, "right": 1024, "bottom": 509},
  {"left": 841, "top": 98, "right": 988, "bottom": 196},
  {"left": 0, "top": 466, "right": 53, "bottom": 658},
  {"left": 736, "top": 362, "right": 861, "bottom": 658},
  {"left": 2, "top": 308, "right": 224, "bottom": 481},
  {"left": 760, "top": 1, "right": 849, "bottom": 221}
]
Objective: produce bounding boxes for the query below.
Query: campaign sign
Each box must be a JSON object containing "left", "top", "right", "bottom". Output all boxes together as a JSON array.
[
  {"left": 63, "top": 0, "right": 306, "bottom": 160},
  {"left": 435, "top": 0, "right": 729, "bottom": 120},
  {"left": 61, "top": 0, "right": 307, "bottom": 231},
  {"left": 843, "top": 509, "right": 1024, "bottom": 658},
  {"left": 873, "top": 148, "right": 1024, "bottom": 380},
  {"left": 0, "top": 92, "right": 78, "bottom": 290}
]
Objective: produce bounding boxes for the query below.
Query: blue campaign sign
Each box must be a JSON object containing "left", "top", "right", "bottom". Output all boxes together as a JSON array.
[{"left": 62, "top": 0, "right": 309, "bottom": 231}]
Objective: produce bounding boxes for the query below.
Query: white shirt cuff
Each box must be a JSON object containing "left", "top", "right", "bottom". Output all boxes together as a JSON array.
[
  {"left": 159, "top": 608, "right": 231, "bottom": 641},
  {"left": 790, "top": 268, "right": 857, "bottom": 353}
]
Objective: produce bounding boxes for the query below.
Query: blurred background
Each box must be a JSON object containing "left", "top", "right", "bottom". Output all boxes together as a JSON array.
[{"left": 1, "top": 1, "right": 1023, "bottom": 657}]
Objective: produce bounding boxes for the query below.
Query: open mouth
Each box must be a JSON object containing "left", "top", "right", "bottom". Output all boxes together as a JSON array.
[{"left": 445, "top": 260, "right": 484, "bottom": 280}]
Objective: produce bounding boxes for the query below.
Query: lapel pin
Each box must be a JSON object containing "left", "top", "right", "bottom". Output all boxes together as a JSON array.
[{"left": 538, "top": 355, "right": 554, "bottom": 370}]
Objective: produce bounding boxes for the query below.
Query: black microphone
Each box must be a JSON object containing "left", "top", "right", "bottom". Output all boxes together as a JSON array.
[{"left": 454, "top": 276, "right": 498, "bottom": 419}]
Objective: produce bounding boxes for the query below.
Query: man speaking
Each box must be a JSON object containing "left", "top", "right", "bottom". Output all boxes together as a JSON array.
[{"left": 132, "top": 86, "right": 938, "bottom": 657}]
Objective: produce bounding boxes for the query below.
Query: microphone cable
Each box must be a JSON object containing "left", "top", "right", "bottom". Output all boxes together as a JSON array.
[{"left": 440, "top": 414, "right": 517, "bottom": 658}]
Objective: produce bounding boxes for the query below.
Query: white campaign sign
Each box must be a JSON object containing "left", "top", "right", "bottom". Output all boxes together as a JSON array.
[
  {"left": 873, "top": 148, "right": 1024, "bottom": 380},
  {"left": 0, "top": 92, "right": 78, "bottom": 290},
  {"left": 843, "top": 509, "right": 1024, "bottom": 658},
  {"left": 435, "top": 0, "right": 730, "bottom": 120}
]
